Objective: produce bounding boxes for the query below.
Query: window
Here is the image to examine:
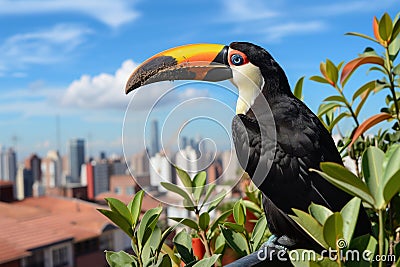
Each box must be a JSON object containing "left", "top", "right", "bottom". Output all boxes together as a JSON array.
[
  {"left": 114, "top": 186, "right": 122, "bottom": 195},
  {"left": 25, "top": 250, "right": 44, "bottom": 267},
  {"left": 125, "top": 186, "right": 135, "bottom": 195},
  {"left": 52, "top": 246, "right": 69, "bottom": 267}
]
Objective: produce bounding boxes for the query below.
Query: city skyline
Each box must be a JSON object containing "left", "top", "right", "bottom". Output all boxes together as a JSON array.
[{"left": 0, "top": 1, "right": 398, "bottom": 161}]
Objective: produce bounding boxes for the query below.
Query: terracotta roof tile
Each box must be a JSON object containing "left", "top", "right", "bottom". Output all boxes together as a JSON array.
[{"left": 0, "top": 196, "right": 113, "bottom": 263}]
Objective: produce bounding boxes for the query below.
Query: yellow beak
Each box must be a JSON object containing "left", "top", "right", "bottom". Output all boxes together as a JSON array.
[{"left": 125, "top": 44, "right": 231, "bottom": 94}]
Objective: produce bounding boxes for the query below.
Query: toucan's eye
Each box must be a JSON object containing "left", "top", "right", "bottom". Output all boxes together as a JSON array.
[{"left": 230, "top": 54, "right": 244, "bottom": 66}]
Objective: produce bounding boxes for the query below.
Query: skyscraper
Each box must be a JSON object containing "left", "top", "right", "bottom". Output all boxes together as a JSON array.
[
  {"left": 68, "top": 139, "right": 85, "bottom": 183},
  {"left": 25, "top": 154, "right": 42, "bottom": 182},
  {"left": 0, "top": 147, "right": 17, "bottom": 183},
  {"left": 130, "top": 150, "right": 149, "bottom": 176},
  {"left": 42, "top": 150, "right": 63, "bottom": 188},
  {"left": 149, "top": 153, "right": 174, "bottom": 192},
  {"left": 85, "top": 160, "right": 110, "bottom": 199},
  {"left": 180, "top": 136, "right": 188, "bottom": 150},
  {"left": 150, "top": 120, "right": 160, "bottom": 157},
  {"left": 175, "top": 146, "right": 198, "bottom": 182},
  {"left": 0, "top": 146, "right": 4, "bottom": 180}
]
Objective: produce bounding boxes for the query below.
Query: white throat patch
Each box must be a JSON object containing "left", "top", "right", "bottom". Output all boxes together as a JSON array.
[{"left": 230, "top": 61, "right": 264, "bottom": 115}]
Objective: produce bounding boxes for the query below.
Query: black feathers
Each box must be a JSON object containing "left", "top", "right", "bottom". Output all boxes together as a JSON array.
[{"left": 231, "top": 42, "right": 370, "bottom": 250}]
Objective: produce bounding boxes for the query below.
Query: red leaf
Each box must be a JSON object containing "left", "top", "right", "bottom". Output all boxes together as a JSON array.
[
  {"left": 373, "top": 16, "right": 383, "bottom": 43},
  {"left": 320, "top": 62, "right": 334, "bottom": 85},
  {"left": 340, "top": 56, "right": 385, "bottom": 86},
  {"left": 350, "top": 113, "right": 393, "bottom": 146}
]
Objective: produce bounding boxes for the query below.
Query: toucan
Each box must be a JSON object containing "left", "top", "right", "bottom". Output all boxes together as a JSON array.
[{"left": 125, "top": 42, "right": 370, "bottom": 259}]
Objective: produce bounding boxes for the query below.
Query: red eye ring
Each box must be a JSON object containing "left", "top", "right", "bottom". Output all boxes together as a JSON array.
[{"left": 229, "top": 50, "right": 249, "bottom": 66}]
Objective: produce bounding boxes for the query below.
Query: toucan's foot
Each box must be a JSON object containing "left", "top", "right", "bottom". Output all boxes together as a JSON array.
[
  {"left": 263, "top": 235, "right": 296, "bottom": 253},
  {"left": 225, "top": 235, "right": 296, "bottom": 267},
  {"left": 265, "top": 234, "right": 278, "bottom": 246}
]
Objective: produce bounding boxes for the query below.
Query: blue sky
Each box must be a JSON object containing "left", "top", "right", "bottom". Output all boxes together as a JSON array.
[{"left": 0, "top": 0, "right": 398, "bottom": 161}]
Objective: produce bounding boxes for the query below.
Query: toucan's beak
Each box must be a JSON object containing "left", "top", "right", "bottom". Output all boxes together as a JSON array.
[{"left": 125, "top": 44, "right": 231, "bottom": 94}]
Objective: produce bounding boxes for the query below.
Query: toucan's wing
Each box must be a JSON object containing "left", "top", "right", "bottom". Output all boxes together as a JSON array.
[
  {"left": 265, "top": 97, "right": 348, "bottom": 213},
  {"left": 232, "top": 95, "right": 347, "bottom": 214}
]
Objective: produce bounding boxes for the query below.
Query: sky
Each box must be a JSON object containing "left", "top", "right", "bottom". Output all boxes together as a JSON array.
[{"left": 0, "top": 0, "right": 398, "bottom": 161}]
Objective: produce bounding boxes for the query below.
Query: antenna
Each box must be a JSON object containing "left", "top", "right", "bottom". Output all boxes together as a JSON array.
[
  {"left": 56, "top": 115, "right": 61, "bottom": 154},
  {"left": 11, "top": 135, "right": 19, "bottom": 151},
  {"left": 87, "top": 132, "right": 92, "bottom": 160}
]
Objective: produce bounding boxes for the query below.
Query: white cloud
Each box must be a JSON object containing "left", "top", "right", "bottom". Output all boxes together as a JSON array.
[
  {"left": 61, "top": 59, "right": 134, "bottom": 109},
  {"left": 221, "top": 0, "right": 278, "bottom": 22},
  {"left": 264, "top": 21, "right": 326, "bottom": 42},
  {"left": 0, "top": 24, "right": 92, "bottom": 69},
  {"left": 61, "top": 60, "right": 210, "bottom": 110},
  {"left": 0, "top": 0, "right": 139, "bottom": 28}
]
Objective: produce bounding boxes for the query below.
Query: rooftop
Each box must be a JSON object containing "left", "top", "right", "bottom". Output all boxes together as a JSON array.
[{"left": 0, "top": 196, "right": 112, "bottom": 264}]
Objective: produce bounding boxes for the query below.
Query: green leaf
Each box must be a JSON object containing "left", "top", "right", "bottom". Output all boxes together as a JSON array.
[
  {"left": 214, "top": 234, "right": 225, "bottom": 254},
  {"left": 379, "top": 13, "right": 393, "bottom": 42},
  {"left": 340, "top": 197, "right": 361, "bottom": 243},
  {"left": 392, "top": 16, "right": 400, "bottom": 40},
  {"left": 199, "top": 212, "right": 210, "bottom": 231},
  {"left": 345, "top": 32, "right": 379, "bottom": 44},
  {"left": 162, "top": 244, "right": 180, "bottom": 266},
  {"left": 367, "top": 66, "right": 388, "bottom": 75},
  {"left": 290, "top": 209, "right": 329, "bottom": 249},
  {"left": 128, "top": 190, "right": 144, "bottom": 227},
  {"left": 156, "top": 220, "right": 183, "bottom": 258},
  {"left": 317, "top": 102, "right": 342, "bottom": 117},
  {"left": 175, "top": 166, "right": 193, "bottom": 190},
  {"left": 347, "top": 235, "right": 377, "bottom": 267},
  {"left": 142, "top": 226, "right": 161, "bottom": 264},
  {"left": 192, "top": 254, "right": 220, "bottom": 267},
  {"left": 169, "top": 217, "right": 199, "bottom": 231},
  {"left": 192, "top": 171, "right": 207, "bottom": 202},
  {"left": 250, "top": 215, "right": 267, "bottom": 251},
  {"left": 323, "top": 95, "right": 346, "bottom": 104},
  {"left": 233, "top": 200, "right": 246, "bottom": 226},
  {"left": 383, "top": 144, "right": 400, "bottom": 183},
  {"left": 157, "top": 254, "right": 171, "bottom": 267},
  {"left": 308, "top": 202, "right": 333, "bottom": 225},
  {"left": 354, "top": 89, "right": 371, "bottom": 117},
  {"left": 207, "top": 190, "right": 226, "bottom": 212},
  {"left": 362, "top": 146, "right": 385, "bottom": 209},
  {"left": 325, "top": 59, "right": 339, "bottom": 85},
  {"left": 389, "top": 34, "right": 400, "bottom": 61},
  {"left": 310, "top": 75, "right": 330, "bottom": 84},
  {"left": 242, "top": 200, "right": 263, "bottom": 214},
  {"left": 313, "top": 163, "right": 375, "bottom": 206},
  {"left": 393, "top": 64, "right": 400, "bottom": 76},
  {"left": 323, "top": 212, "right": 343, "bottom": 249},
  {"left": 183, "top": 199, "right": 196, "bottom": 211},
  {"left": 161, "top": 182, "right": 195, "bottom": 208},
  {"left": 209, "top": 209, "right": 233, "bottom": 233},
  {"left": 173, "top": 230, "right": 195, "bottom": 264},
  {"left": 293, "top": 76, "right": 304, "bottom": 100},
  {"left": 137, "top": 207, "right": 162, "bottom": 247},
  {"left": 383, "top": 169, "right": 400, "bottom": 205},
  {"left": 220, "top": 226, "right": 249, "bottom": 256},
  {"left": 224, "top": 222, "right": 245, "bottom": 233},
  {"left": 105, "top": 250, "right": 136, "bottom": 267},
  {"left": 352, "top": 80, "right": 376, "bottom": 101},
  {"left": 382, "top": 145, "right": 400, "bottom": 204},
  {"left": 328, "top": 112, "right": 351, "bottom": 133},
  {"left": 106, "top": 198, "right": 133, "bottom": 225},
  {"left": 97, "top": 209, "right": 133, "bottom": 237}
]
